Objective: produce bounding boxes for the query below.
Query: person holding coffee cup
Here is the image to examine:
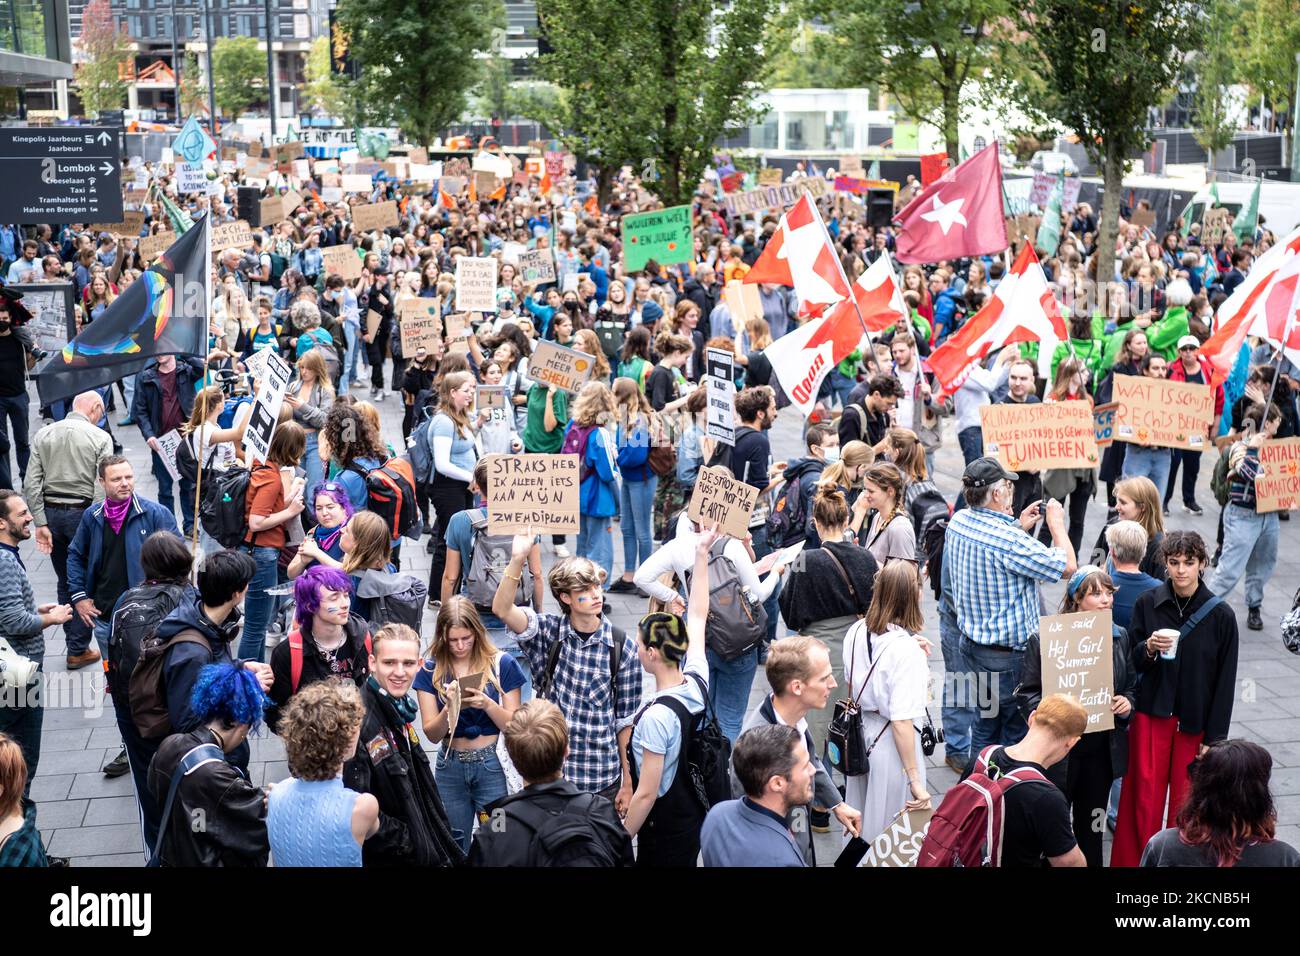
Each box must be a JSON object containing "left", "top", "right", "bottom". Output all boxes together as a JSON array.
[{"left": 1111, "top": 530, "right": 1239, "bottom": 867}]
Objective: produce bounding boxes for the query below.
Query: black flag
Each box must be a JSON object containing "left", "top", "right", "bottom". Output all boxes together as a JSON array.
[{"left": 36, "top": 214, "right": 211, "bottom": 405}]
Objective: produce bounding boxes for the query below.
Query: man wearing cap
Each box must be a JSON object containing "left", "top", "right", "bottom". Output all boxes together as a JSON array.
[
  {"left": 942, "top": 457, "right": 1077, "bottom": 755},
  {"left": 1163, "top": 335, "right": 1224, "bottom": 517}
]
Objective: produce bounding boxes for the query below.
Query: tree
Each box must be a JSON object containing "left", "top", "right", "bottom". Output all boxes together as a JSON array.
[
  {"left": 821, "top": 0, "right": 1023, "bottom": 161},
  {"left": 303, "top": 34, "right": 352, "bottom": 118},
  {"left": 211, "top": 36, "right": 265, "bottom": 119},
  {"left": 1232, "top": 0, "right": 1300, "bottom": 131},
  {"left": 336, "top": 0, "right": 506, "bottom": 149},
  {"left": 74, "top": 0, "right": 132, "bottom": 118},
  {"left": 474, "top": 53, "right": 512, "bottom": 121},
  {"left": 1193, "top": 0, "right": 1238, "bottom": 165},
  {"left": 1016, "top": 0, "right": 1201, "bottom": 307},
  {"left": 766, "top": 18, "right": 851, "bottom": 89},
  {"left": 177, "top": 51, "right": 207, "bottom": 118},
  {"left": 536, "top": 0, "right": 780, "bottom": 207}
]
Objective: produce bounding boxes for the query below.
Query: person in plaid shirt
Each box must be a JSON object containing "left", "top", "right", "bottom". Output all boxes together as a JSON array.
[
  {"left": 0, "top": 733, "right": 47, "bottom": 867},
  {"left": 494, "top": 536, "right": 641, "bottom": 811}
]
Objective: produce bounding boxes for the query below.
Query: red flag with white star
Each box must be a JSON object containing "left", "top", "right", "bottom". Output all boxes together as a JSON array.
[{"left": 894, "top": 142, "right": 1008, "bottom": 263}]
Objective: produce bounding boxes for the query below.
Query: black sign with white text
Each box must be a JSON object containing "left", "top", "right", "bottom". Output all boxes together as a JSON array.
[{"left": 0, "top": 127, "right": 122, "bottom": 222}]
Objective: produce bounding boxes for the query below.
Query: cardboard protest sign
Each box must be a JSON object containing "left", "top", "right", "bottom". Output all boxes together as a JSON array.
[
  {"left": 758, "top": 167, "right": 783, "bottom": 186},
  {"left": 485, "top": 453, "right": 580, "bottom": 535},
  {"left": 271, "top": 141, "right": 304, "bottom": 163},
  {"left": 1130, "top": 208, "right": 1157, "bottom": 230},
  {"left": 398, "top": 298, "right": 442, "bottom": 353},
  {"left": 175, "top": 161, "right": 207, "bottom": 193},
  {"left": 1254, "top": 437, "right": 1300, "bottom": 513},
  {"left": 321, "top": 245, "right": 363, "bottom": 280},
  {"left": 1038, "top": 610, "right": 1115, "bottom": 733},
  {"left": 706, "top": 348, "right": 736, "bottom": 446},
  {"left": 476, "top": 385, "right": 507, "bottom": 412},
  {"left": 622, "top": 204, "right": 693, "bottom": 271},
  {"left": 247, "top": 138, "right": 263, "bottom": 158},
  {"left": 1012, "top": 214, "right": 1041, "bottom": 246},
  {"left": 862, "top": 808, "right": 934, "bottom": 867},
  {"left": 518, "top": 249, "right": 556, "bottom": 284},
  {"left": 443, "top": 313, "right": 470, "bottom": 354},
  {"left": 1201, "top": 207, "right": 1233, "bottom": 245},
  {"left": 408, "top": 147, "right": 429, "bottom": 165},
  {"left": 455, "top": 257, "right": 498, "bottom": 312},
  {"left": 211, "top": 220, "right": 254, "bottom": 250},
  {"left": 544, "top": 151, "right": 565, "bottom": 178},
  {"left": 138, "top": 231, "right": 173, "bottom": 263},
  {"left": 341, "top": 173, "right": 373, "bottom": 193},
  {"left": 501, "top": 242, "right": 528, "bottom": 265},
  {"left": 979, "top": 402, "right": 1099, "bottom": 471},
  {"left": 1093, "top": 402, "right": 1118, "bottom": 449},
  {"left": 259, "top": 195, "right": 289, "bottom": 225},
  {"left": 528, "top": 339, "right": 596, "bottom": 394},
  {"left": 409, "top": 162, "right": 439, "bottom": 182},
  {"left": 156, "top": 429, "right": 183, "bottom": 482},
  {"left": 721, "top": 177, "right": 828, "bottom": 216},
  {"left": 688, "top": 465, "right": 759, "bottom": 539},
  {"left": 351, "top": 200, "right": 400, "bottom": 232},
  {"left": 366, "top": 310, "right": 383, "bottom": 339},
  {"left": 1112, "top": 374, "right": 1215, "bottom": 451},
  {"left": 723, "top": 279, "right": 762, "bottom": 327},
  {"left": 242, "top": 350, "right": 293, "bottom": 464},
  {"left": 473, "top": 171, "right": 498, "bottom": 196}
]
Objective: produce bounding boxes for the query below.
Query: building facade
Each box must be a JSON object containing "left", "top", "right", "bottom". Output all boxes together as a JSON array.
[{"left": 0, "top": 0, "right": 74, "bottom": 117}]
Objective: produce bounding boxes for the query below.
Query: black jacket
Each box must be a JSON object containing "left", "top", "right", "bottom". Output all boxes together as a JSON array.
[
  {"left": 342, "top": 680, "right": 464, "bottom": 867},
  {"left": 131, "top": 357, "right": 207, "bottom": 441},
  {"left": 779, "top": 539, "right": 878, "bottom": 631},
  {"left": 1016, "top": 627, "right": 1138, "bottom": 781},
  {"left": 466, "top": 779, "right": 633, "bottom": 867},
  {"left": 147, "top": 727, "right": 269, "bottom": 867},
  {"left": 681, "top": 277, "right": 719, "bottom": 336},
  {"left": 266, "top": 613, "right": 372, "bottom": 733}
]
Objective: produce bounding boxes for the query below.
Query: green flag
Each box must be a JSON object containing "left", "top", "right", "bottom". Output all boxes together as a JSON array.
[
  {"left": 159, "top": 191, "right": 193, "bottom": 235},
  {"left": 1178, "top": 194, "right": 1196, "bottom": 237},
  {"left": 1038, "top": 172, "right": 1065, "bottom": 256},
  {"left": 1233, "top": 180, "right": 1260, "bottom": 243},
  {"left": 867, "top": 159, "right": 881, "bottom": 179}
]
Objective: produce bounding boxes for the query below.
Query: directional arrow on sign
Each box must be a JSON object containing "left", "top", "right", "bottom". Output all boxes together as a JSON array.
[
  {"left": 100, "top": 161, "right": 114, "bottom": 175},
  {"left": 97, "top": 131, "right": 111, "bottom": 146}
]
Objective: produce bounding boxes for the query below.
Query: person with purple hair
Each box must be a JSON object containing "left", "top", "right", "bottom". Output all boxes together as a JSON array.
[
  {"left": 286, "top": 480, "right": 354, "bottom": 579},
  {"left": 265, "top": 565, "right": 373, "bottom": 733}
]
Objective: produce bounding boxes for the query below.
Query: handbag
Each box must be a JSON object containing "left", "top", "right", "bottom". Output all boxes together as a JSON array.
[{"left": 826, "top": 627, "right": 889, "bottom": 777}]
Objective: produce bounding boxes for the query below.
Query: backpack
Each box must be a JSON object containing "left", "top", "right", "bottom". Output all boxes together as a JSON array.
[
  {"left": 910, "top": 482, "right": 952, "bottom": 578},
  {"left": 218, "top": 395, "right": 254, "bottom": 429},
  {"left": 407, "top": 407, "right": 436, "bottom": 487},
  {"left": 1282, "top": 585, "right": 1300, "bottom": 656},
  {"left": 632, "top": 671, "right": 732, "bottom": 811},
  {"left": 593, "top": 315, "right": 627, "bottom": 363},
  {"left": 288, "top": 629, "right": 373, "bottom": 693},
  {"left": 107, "top": 582, "right": 189, "bottom": 718},
  {"left": 464, "top": 511, "right": 533, "bottom": 610},
  {"left": 497, "top": 791, "right": 625, "bottom": 866},
  {"left": 1211, "top": 443, "right": 1233, "bottom": 507},
  {"left": 199, "top": 463, "right": 268, "bottom": 548},
  {"left": 765, "top": 473, "right": 807, "bottom": 548},
  {"left": 303, "top": 329, "right": 341, "bottom": 384},
  {"left": 538, "top": 625, "right": 624, "bottom": 702},
  {"left": 349, "top": 456, "right": 421, "bottom": 540},
  {"left": 921, "top": 515, "right": 950, "bottom": 600},
  {"left": 355, "top": 569, "right": 427, "bottom": 629},
  {"left": 915, "top": 745, "right": 1051, "bottom": 868},
  {"left": 128, "top": 627, "right": 213, "bottom": 739},
  {"left": 685, "top": 540, "right": 767, "bottom": 661},
  {"left": 267, "top": 253, "right": 289, "bottom": 290},
  {"left": 560, "top": 423, "right": 597, "bottom": 482}
]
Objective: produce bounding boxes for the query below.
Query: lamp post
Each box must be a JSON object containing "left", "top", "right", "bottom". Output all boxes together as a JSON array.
[
  {"left": 264, "top": 0, "right": 276, "bottom": 139},
  {"left": 1292, "top": 52, "right": 1300, "bottom": 180},
  {"left": 199, "top": 0, "right": 218, "bottom": 131},
  {"left": 170, "top": 0, "right": 180, "bottom": 122}
]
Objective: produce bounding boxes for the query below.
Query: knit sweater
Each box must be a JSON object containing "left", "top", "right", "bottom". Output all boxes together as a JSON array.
[{"left": 0, "top": 547, "right": 43, "bottom": 661}]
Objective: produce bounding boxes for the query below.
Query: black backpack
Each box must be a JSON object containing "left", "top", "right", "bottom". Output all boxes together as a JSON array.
[
  {"left": 922, "top": 515, "right": 950, "bottom": 600},
  {"left": 633, "top": 671, "right": 732, "bottom": 811},
  {"left": 909, "top": 482, "right": 951, "bottom": 548},
  {"left": 106, "top": 581, "right": 189, "bottom": 717},
  {"left": 497, "top": 792, "right": 625, "bottom": 866},
  {"left": 200, "top": 463, "right": 268, "bottom": 548},
  {"left": 765, "top": 472, "right": 806, "bottom": 548},
  {"left": 685, "top": 540, "right": 767, "bottom": 661}
]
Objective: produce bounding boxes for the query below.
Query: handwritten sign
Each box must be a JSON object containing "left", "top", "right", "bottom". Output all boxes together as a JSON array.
[
  {"left": 518, "top": 249, "right": 556, "bottom": 285},
  {"left": 1113, "top": 374, "right": 1214, "bottom": 451},
  {"left": 473, "top": 170, "right": 498, "bottom": 197},
  {"left": 259, "top": 194, "right": 289, "bottom": 225},
  {"left": 242, "top": 350, "right": 293, "bottom": 464},
  {"left": 321, "top": 245, "right": 362, "bottom": 280},
  {"left": 455, "top": 257, "right": 498, "bottom": 312},
  {"left": 1201, "top": 207, "right": 1233, "bottom": 245},
  {"left": 688, "top": 465, "right": 759, "bottom": 539},
  {"left": 211, "top": 220, "right": 254, "bottom": 250},
  {"left": 271, "top": 141, "right": 304, "bottom": 163},
  {"left": 1093, "top": 402, "right": 1118, "bottom": 448},
  {"left": 862, "top": 808, "right": 934, "bottom": 868},
  {"left": 723, "top": 279, "right": 762, "bottom": 328},
  {"left": 398, "top": 298, "right": 442, "bottom": 353},
  {"left": 1028, "top": 172, "right": 1082, "bottom": 209},
  {"left": 721, "top": 177, "right": 828, "bottom": 217},
  {"left": 365, "top": 309, "right": 383, "bottom": 339},
  {"left": 485, "top": 453, "right": 580, "bottom": 535},
  {"left": 528, "top": 339, "right": 595, "bottom": 394},
  {"left": 476, "top": 385, "right": 507, "bottom": 412},
  {"left": 351, "top": 200, "right": 399, "bottom": 232},
  {"left": 758, "top": 167, "right": 783, "bottom": 186},
  {"left": 175, "top": 160, "right": 207, "bottom": 193},
  {"left": 1039, "top": 610, "right": 1115, "bottom": 733},
  {"left": 621, "top": 204, "right": 693, "bottom": 271},
  {"left": 138, "top": 231, "right": 173, "bottom": 263},
  {"left": 156, "top": 429, "right": 183, "bottom": 482},
  {"left": 979, "top": 401, "right": 1098, "bottom": 471},
  {"left": 706, "top": 348, "right": 736, "bottom": 446},
  {"left": 341, "top": 173, "right": 373, "bottom": 193},
  {"left": 1254, "top": 437, "right": 1300, "bottom": 513}
]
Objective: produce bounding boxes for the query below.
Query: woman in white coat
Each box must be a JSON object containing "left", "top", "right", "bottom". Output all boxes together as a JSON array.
[{"left": 843, "top": 561, "right": 932, "bottom": 843}]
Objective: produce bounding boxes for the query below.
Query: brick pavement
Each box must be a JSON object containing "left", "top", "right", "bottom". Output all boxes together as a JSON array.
[{"left": 18, "top": 375, "right": 1300, "bottom": 865}]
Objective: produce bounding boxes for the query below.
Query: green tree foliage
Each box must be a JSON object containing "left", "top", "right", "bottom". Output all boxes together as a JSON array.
[
  {"left": 211, "top": 36, "right": 266, "bottom": 119},
  {"left": 536, "top": 0, "right": 780, "bottom": 207},
  {"left": 303, "top": 34, "right": 353, "bottom": 118},
  {"left": 1193, "top": 0, "right": 1238, "bottom": 161},
  {"left": 74, "top": 0, "right": 132, "bottom": 118},
  {"left": 474, "top": 54, "right": 512, "bottom": 121},
  {"left": 1231, "top": 0, "right": 1300, "bottom": 129},
  {"left": 335, "top": 0, "right": 506, "bottom": 149},
  {"left": 177, "top": 52, "right": 207, "bottom": 118}
]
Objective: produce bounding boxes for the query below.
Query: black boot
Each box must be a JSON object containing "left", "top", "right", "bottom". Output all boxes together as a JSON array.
[{"left": 1248, "top": 607, "right": 1263, "bottom": 631}]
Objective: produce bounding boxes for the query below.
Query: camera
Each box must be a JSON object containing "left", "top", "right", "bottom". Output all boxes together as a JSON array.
[
  {"left": 0, "top": 637, "right": 38, "bottom": 688},
  {"left": 919, "top": 714, "right": 943, "bottom": 757}
]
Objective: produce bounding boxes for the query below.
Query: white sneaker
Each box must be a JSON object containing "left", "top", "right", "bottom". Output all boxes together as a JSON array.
[{"left": 554, "top": 545, "right": 572, "bottom": 558}]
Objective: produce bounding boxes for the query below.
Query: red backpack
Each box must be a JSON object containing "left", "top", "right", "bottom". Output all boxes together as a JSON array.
[
  {"left": 288, "top": 629, "right": 373, "bottom": 693},
  {"left": 915, "top": 745, "right": 1050, "bottom": 868},
  {"left": 349, "top": 456, "right": 420, "bottom": 540}
]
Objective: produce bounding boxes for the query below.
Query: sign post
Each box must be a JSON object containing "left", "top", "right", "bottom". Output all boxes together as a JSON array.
[{"left": 0, "top": 127, "right": 123, "bottom": 222}]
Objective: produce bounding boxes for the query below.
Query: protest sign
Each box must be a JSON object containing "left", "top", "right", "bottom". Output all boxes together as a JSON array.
[
  {"left": 688, "top": 465, "right": 759, "bottom": 539},
  {"left": 1038, "top": 610, "right": 1115, "bottom": 733},
  {"left": 247, "top": 138, "right": 263, "bottom": 158},
  {"left": 501, "top": 242, "right": 528, "bottom": 265},
  {"left": 758, "top": 167, "right": 783, "bottom": 186},
  {"left": 211, "top": 220, "right": 254, "bottom": 250},
  {"left": 138, "top": 231, "right": 173, "bottom": 263},
  {"left": 175, "top": 161, "right": 207, "bottom": 193},
  {"left": 1113, "top": 374, "right": 1215, "bottom": 451},
  {"left": 476, "top": 385, "right": 507, "bottom": 412},
  {"left": 259, "top": 194, "right": 289, "bottom": 225},
  {"left": 351, "top": 200, "right": 400, "bottom": 232},
  {"left": 979, "top": 401, "right": 1099, "bottom": 471},
  {"left": 444, "top": 157, "right": 471, "bottom": 178},
  {"left": 544, "top": 151, "right": 565, "bottom": 178},
  {"left": 439, "top": 175, "right": 466, "bottom": 197},
  {"left": 341, "top": 173, "right": 373, "bottom": 193},
  {"left": 721, "top": 177, "right": 828, "bottom": 217},
  {"left": 322, "top": 245, "right": 363, "bottom": 280},
  {"left": 1201, "top": 207, "right": 1233, "bottom": 245},
  {"left": 243, "top": 345, "right": 275, "bottom": 382},
  {"left": 473, "top": 170, "right": 499, "bottom": 197},
  {"left": 723, "top": 279, "right": 762, "bottom": 328},
  {"left": 398, "top": 298, "right": 442, "bottom": 353},
  {"left": 561, "top": 273, "right": 580, "bottom": 294},
  {"left": 524, "top": 157, "right": 544, "bottom": 178},
  {"left": 156, "top": 429, "right": 183, "bottom": 482},
  {"left": 622, "top": 204, "right": 693, "bottom": 271},
  {"left": 840, "top": 155, "right": 865, "bottom": 177},
  {"left": 528, "top": 339, "right": 596, "bottom": 394},
  {"left": 455, "top": 257, "right": 498, "bottom": 312},
  {"left": 1130, "top": 208, "right": 1157, "bottom": 230},
  {"left": 280, "top": 190, "right": 304, "bottom": 216},
  {"left": 1093, "top": 402, "right": 1118, "bottom": 448},
  {"left": 706, "top": 348, "right": 736, "bottom": 446},
  {"left": 409, "top": 162, "right": 438, "bottom": 182},
  {"left": 862, "top": 808, "right": 934, "bottom": 867},
  {"left": 485, "top": 453, "right": 580, "bottom": 535},
  {"left": 1028, "top": 172, "right": 1082, "bottom": 209},
  {"left": 834, "top": 176, "right": 871, "bottom": 195},
  {"left": 443, "top": 313, "right": 469, "bottom": 353},
  {"left": 242, "top": 350, "right": 293, "bottom": 464},
  {"left": 408, "top": 147, "right": 429, "bottom": 165},
  {"left": 271, "top": 141, "right": 304, "bottom": 163},
  {"left": 292, "top": 158, "right": 311, "bottom": 180},
  {"left": 1254, "top": 437, "right": 1300, "bottom": 513},
  {"left": 366, "top": 310, "right": 383, "bottom": 339},
  {"left": 518, "top": 248, "right": 556, "bottom": 284},
  {"left": 1012, "top": 214, "right": 1040, "bottom": 246}
]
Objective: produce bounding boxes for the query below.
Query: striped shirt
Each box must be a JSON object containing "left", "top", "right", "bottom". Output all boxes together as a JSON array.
[{"left": 944, "top": 507, "right": 1067, "bottom": 648}]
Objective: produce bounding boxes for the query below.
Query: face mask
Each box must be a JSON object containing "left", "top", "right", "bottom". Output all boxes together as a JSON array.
[{"left": 823, "top": 447, "right": 841, "bottom": 464}]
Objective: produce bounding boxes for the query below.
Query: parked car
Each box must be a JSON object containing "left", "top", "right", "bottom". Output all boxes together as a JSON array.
[{"left": 1030, "top": 150, "right": 1079, "bottom": 175}]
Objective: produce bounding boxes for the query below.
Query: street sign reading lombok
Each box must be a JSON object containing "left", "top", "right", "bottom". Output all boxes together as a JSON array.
[{"left": 0, "top": 127, "right": 122, "bottom": 221}]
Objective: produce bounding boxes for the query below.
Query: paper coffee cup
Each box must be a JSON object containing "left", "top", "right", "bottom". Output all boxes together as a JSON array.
[{"left": 1155, "top": 628, "right": 1180, "bottom": 660}]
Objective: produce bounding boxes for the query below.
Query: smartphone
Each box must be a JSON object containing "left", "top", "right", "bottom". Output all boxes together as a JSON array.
[{"left": 835, "top": 837, "right": 870, "bottom": 868}]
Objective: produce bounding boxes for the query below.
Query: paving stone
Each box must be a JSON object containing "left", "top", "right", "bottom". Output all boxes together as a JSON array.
[
  {"left": 29, "top": 773, "right": 74, "bottom": 803},
  {"left": 263, "top": 761, "right": 290, "bottom": 785},
  {"left": 83, "top": 796, "right": 145, "bottom": 827},
  {"left": 68, "top": 769, "right": 137, "bottom": 799},
  {"left": 71, "top": 852, "right": 149, "bottom": 867},
  {"left": 33, "top": 799, "right": 87, "bottom": 829},
  {"left": 32, "top": 748, "right": 114, "bottom": 776},
  {"left": 47, "top": 824, "right": 147, "bottom": 858},
  {"left": 38, "top": 728, "right": 92, "bottom": 752}
]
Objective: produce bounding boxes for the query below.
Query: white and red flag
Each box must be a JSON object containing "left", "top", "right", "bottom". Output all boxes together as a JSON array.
[
  {"left": 893, "top": 142, "right": 1008, "bottom": 264},
  {"left": 744, "top": 191, "right": 852, "bottom": 318}
]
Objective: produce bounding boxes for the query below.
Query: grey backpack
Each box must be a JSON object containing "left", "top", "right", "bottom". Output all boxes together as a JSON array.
[
  {"left": 686, "top": 540, "right": 767, "bottom": 661},
  {"left": 464, "top": 511, "right": 533, "bottom": 611},
  {"left": 355, "top": 569, "right": 427, "bottom": 630}
]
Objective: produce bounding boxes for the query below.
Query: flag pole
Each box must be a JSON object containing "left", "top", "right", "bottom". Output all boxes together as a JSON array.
[
  {"left": 1261, "top": 280, "right": 1300, "bottom": 414},
  {"left": 815, "top": 196, "right": 884, "bottom": 378},
  {"left": 190, "top": 213, "right": 212, "bottom": 564}
]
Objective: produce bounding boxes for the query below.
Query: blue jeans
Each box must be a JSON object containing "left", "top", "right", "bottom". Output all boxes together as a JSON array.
[
  {"left": 486, "top": 627, "right": 533, "bottom": 703},
  {"left": 1206, "top": 504, "right": 1279, "bottom": 609},
  {"left": 237, "top": 545, "right": 282, "bottom": 662},
  {"left": 578, "top": 512, "right": 614, "bottom": 581},
  {"left": 706, "top": 646, "right": 758, "bottom": 745},
  {"left": 436, "top": 745, "right": 508, "bottom": 853},
  {"left": 0, "top": 662, "right": 42, "bottom": 793},
  {"left": 966, "top": 641, "right": 1029, "bottom": 755},
  {"left": 121, "top": 373, "right": 137, "bottom": 421},
  {"left": 958, "top": 425, "right": 984, "bottom": 466},
  {"left": 829, "top": 369, "right": 856, "bottom": 408},
  {"left": 619, "top": 476, "right": 657, "bottom": 576},
  {"left": 939, "top": 620, "right": 977, "bottom": 761},
  {"left": 303, "top": 431, "right": 325, "bottom": 501},
  {"left": 93, "top": 617, "right": 112, "bottom": 658},
  {"left": 1122, "top": 446, "right": 1172, "bottom": 503},
  {"left": 45, "top": 503, "right": 93, "bottom": 655},
  {"left": 341, "top": 323, "right": 361, "bottom": 391},
  {"left": 0, "top": 392, "right": 29, "bottom": 485},
  {"left": 152, "top": 450, "right": 196, "bottom": 535}
]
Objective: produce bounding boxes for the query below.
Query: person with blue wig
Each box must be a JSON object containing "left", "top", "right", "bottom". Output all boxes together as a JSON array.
[{"left": 145, "top": 663, "right": 271, "bottom": 867}]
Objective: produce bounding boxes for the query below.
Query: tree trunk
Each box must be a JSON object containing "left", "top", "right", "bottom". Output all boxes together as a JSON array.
[
  {"left": 942, "top": 81, "right": 960, "bottom": 163},
  {"left": 1096, "top": 150, "right": 1125, "bottom": 315},
  {"left": 596, "top": 164, "right": 616, "bottom": 209}
]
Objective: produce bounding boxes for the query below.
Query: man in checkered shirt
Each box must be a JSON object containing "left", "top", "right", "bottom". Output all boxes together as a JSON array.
[
  {"left": 494, "top": 534, "right": 641, "bottom": 811},
  {"left": 942, "top": 457, "right": 1077, "bottom": 758}
]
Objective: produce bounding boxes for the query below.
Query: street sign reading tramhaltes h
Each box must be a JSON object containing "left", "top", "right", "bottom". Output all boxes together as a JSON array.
[{"left": 0, "top": 127, "right": 122, "bottom": 222}]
